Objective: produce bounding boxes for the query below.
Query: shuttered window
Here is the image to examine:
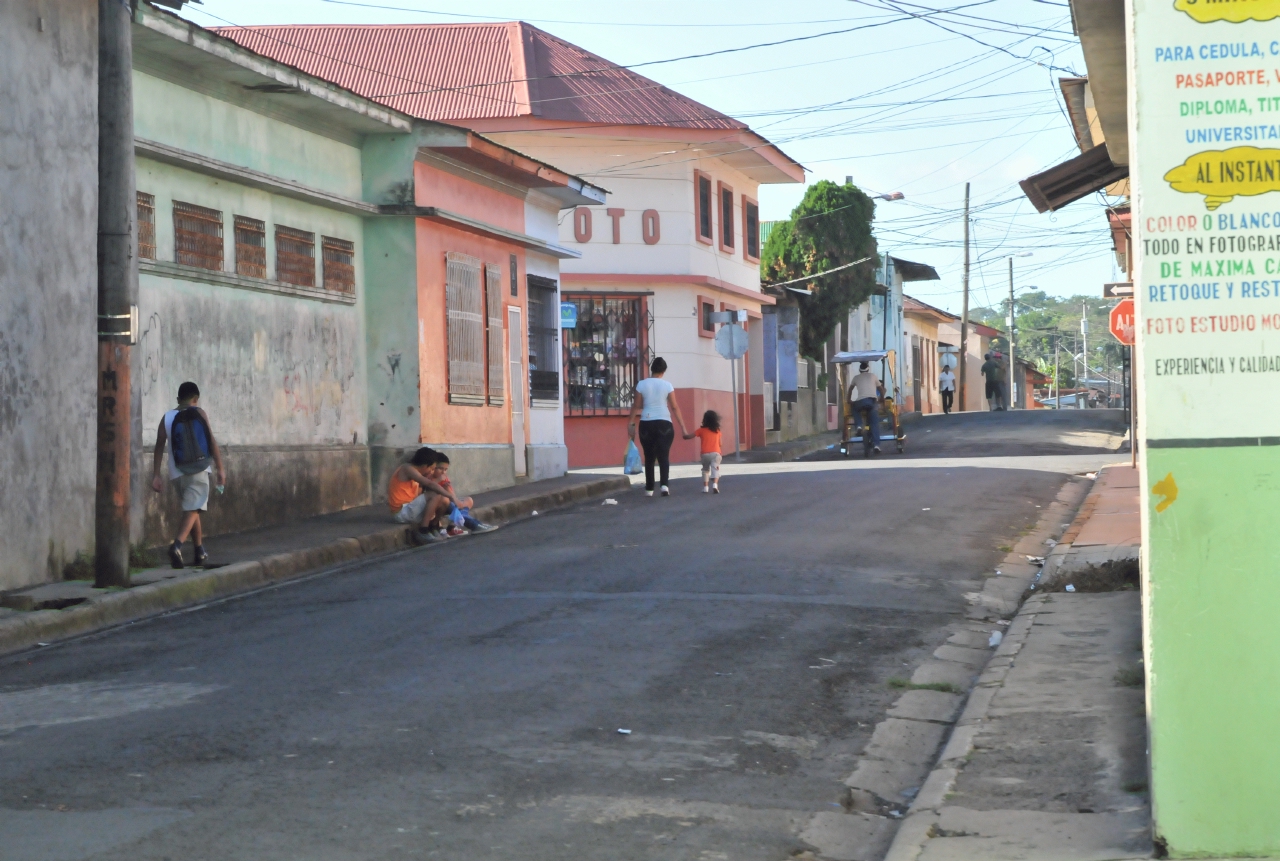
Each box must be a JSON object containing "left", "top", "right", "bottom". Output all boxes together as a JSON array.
[
  {"left": 744, "top": 197, "right": 760, "bottom": 261},
  {"left": 322, "top": 236, "right": 356, "bottom": 293},
  {"left": 485, "top": 263, "right": 505, "bottom": 406},
  {"left": 446, "top": 252, "right": 485, "bottom": 405},
  {"left": 174, "top": 201, "right": 223, "bottom": 271},
  {"left": 275, "top": 225, "right": 315, "bottom": 287},
  {"left": 234, "top": 216, "right": 266, "bottom": 279},
  {"left": 137, "top": 192, "right": 156, "bottom": 260}
]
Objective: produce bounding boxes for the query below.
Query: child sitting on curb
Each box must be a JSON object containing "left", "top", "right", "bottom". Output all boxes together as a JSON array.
[
  {"left": 387, "top": 447, "right": 460, "bottom": 545},
  {"left": 430, "top": 453, "right": 496, "bottom": 535}
]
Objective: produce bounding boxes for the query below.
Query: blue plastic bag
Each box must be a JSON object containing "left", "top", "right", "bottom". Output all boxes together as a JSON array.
[{"left": 623, "top": 440, "right": 643, "bottom": 475}]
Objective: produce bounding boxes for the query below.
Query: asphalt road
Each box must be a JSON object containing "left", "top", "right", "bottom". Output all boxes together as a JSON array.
[{"left": 0, "top": 411, "right": 1124, "bottom": 861}]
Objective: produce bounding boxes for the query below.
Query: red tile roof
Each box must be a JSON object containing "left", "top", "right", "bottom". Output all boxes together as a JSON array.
[{"left": 213, "top": 21, "right": 745, "bottom": 131}]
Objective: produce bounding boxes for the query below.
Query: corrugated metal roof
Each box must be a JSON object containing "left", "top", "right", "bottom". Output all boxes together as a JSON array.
[
  {"left": 213, "top": 21, "right": 744, "bottom": 131},
  {"left": 213, "top": 22, "right": 525, "bottom": 119}
]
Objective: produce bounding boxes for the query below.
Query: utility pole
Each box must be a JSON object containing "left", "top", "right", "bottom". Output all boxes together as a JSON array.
[
  {"left": 1080, "top": 303, "right": 1089, "bottom": 409},
  {"left": 1053, "top": 334, "right": 1060, "bottom": 408},
  {"left": 958, "top": 182, "right": 970, "bottom": 412},
  {"left": 1007, "top": 256, "right": 1016, "bottom": 410},
  {"left": 96, "top": 0, "right": 138, "bottom": 588}
]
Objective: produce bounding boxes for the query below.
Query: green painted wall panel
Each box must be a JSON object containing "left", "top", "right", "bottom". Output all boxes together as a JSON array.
[
  {"left": 1144, "top": 448, "right": 1280, "bottom": 855},
  {"left": 133, "top": 72, "right": 363, "bottom": 199},
  {"left": 362, "top": 217, "right": 420, "bottom": 450}
]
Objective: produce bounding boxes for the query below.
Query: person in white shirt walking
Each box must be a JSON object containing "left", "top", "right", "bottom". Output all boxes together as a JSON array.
[
  {"left": 939, "top": 367, "right": 956, "bottom": 414},
  {"left": 627, "top": 357, "right": 692, "bottom": 496},
  {"left": 849, "top": 362, "right": 883, "bottom": 454}
]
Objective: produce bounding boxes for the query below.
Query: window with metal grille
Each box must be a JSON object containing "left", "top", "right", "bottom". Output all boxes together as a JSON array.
[
  {"left": 322, "top": 236, "right": 356, "bottom": 293},
  {"left": 484, "top": 262, "right": 505, "bottom": 406},
  {"left": 563, "top": 295, "right": 647, "bottom": 416},
  {"left": 527, "top": 275, "right": 560, "bottom": 403},
  {"left": 446, "top": 252, "right": 485, "bottom": 405},
  {"left": 234, "top": 216, "right": 266, "bottom": 279},
  {"left": 137, "top": 192, "right": 156, "bottom": 260},
  {"left": 275, "top": 225, "right": 315, "bottom": 287},
  {"left": 173, "top": 201, "right": 223, "bottom": 271}
]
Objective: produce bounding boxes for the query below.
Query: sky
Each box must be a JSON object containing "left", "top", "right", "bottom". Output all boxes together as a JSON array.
[{"left": 181, "top": 0, "right": 1121, "bottom": 316}]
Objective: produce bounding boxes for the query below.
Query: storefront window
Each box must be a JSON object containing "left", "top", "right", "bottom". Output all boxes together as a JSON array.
[{"left": 563, "top": 295, "right": 646, "bottom": 416}]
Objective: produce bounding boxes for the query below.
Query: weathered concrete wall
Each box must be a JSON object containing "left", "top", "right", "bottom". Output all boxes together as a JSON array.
[
  {"left": 134, "top": 270, "right": 369, "bottom": 544},
  {"left": 130, "top": 93, "right": 372, "bottom": 544},
  {"left": 0, "top": 2, "right": 98, "bottom": 590}
]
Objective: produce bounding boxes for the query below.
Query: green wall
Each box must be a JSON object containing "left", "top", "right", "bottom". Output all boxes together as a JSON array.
[
  {"left": 1145, "top": 447, "right": 1280, "bottom": 855},
  {"left": 134, "top": 71, "right": 363, "bottom": 198}
]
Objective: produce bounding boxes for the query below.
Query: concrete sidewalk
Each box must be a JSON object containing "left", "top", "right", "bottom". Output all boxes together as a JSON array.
[
  {"left": 885, "top": 463, "right": 1149, "bottom": 861},
  {"left": 0, "top": 472, "right": 629, "bottom": 657}
]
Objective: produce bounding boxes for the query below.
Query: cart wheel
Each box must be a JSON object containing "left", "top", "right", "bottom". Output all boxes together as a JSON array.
[{"left": 896, "top": 440, "right": 905, "bottom": 454}]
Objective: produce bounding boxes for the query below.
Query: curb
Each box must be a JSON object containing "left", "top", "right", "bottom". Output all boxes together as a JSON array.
[
  {"left": 881, "top": 468, "right": 1112, "bottom": 861},
  {"left": 0, "top": 475, "right": 630, "bottom": 659},
  {"left": 740, "top": 430, "right": 842, "bottom": 463}
]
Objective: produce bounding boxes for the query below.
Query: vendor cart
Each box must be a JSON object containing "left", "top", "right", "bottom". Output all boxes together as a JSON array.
[{"left": 832, "top": 349, "right": 905, "bottom": 457}]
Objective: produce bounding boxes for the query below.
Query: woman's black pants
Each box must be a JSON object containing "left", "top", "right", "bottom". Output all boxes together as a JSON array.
[{"left": 638, "top": 420, "right": 674, "bottom": 491}]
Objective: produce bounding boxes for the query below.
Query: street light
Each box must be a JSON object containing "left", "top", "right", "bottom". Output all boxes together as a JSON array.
[{"left": 874, "top": 192, "right": 905, "bottom": 201}]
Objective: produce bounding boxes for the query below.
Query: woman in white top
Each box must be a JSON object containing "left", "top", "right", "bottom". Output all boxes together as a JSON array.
[
  {"left": 939, "top": 368, "right": 956, "bottom": 414},
  {"left": 627, "top": 356, "right": 692, "bottom": 496}
]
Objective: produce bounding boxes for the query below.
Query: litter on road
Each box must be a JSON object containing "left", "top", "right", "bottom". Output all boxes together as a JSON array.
[
  {"left": 602, "top": 498, "right": 618, "bottom": 505},
  {"left": 617, "top": 729, "right": 631, "bottom": 735},
  {"left": 1065, "top": 584, "right": 1076, "bottom": 592},
  {"left": 989, "top": 630, "right": 1003, "bottom": 647}
]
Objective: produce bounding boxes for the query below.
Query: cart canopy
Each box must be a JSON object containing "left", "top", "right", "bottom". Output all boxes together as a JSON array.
[{"left": 831, "top": 350, "right": 890, "bottom": 365}]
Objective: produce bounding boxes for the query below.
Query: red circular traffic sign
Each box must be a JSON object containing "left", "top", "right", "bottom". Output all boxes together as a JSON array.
[{"left": 1109, "top": 298, "right": 1135, "bottom": 345}]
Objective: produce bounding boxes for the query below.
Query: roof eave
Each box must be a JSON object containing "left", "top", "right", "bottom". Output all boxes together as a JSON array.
[
  {"left": 134, "top": 1, "right": 414, "bottom": 136},
  {"left": 415, "top": 123, "right": 608, "bottom": 205}
]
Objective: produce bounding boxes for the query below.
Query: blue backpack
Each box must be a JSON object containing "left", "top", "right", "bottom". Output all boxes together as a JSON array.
[{"left": 170, "top": 407, "right": 213, "bottom": 475}]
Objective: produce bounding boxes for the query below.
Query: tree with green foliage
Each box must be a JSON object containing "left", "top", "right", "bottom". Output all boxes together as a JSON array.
[
  {"left": 760, "top": 180, "right": 878, "bottom": 359},
  {"left": 974, "top": 292, "right": 1127, "bottom": 391}
]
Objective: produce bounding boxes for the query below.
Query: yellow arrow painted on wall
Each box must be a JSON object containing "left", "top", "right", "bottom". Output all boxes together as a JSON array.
[{"left": 1153, "top": 473, "right": 1179, "bottom": 513}]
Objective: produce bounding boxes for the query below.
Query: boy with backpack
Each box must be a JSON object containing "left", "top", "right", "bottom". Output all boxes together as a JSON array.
[{"left": 151, "top": 381, "right": 225, "bottom": 568}]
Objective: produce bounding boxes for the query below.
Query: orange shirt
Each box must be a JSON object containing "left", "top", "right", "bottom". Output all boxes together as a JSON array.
[
  {"left": 387, "top": 470, "right": 421, "bottom": 511},
  {"left": 694, "top": 427, "right": 722, "bottom": 455}
]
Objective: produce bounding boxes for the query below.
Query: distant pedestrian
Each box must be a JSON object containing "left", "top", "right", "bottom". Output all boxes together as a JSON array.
[
  {"left": 690, "top": 410, "right": 723, "bottom": 494},
  {"left": 628, "top": 356, "right": 692, "bottom": 497},
  {"left": 151, "top": 381, "right": 225, "bottom": 569},
  {"left": 981, "top": 352, "right": 1005, "bottom": 411},
  {"left": 939, "top": 366, "right": 956, "bottom": 414},
  {"left": 387, "top": 447, "right": 456, "bottom": 545},
  {"left": 849, "top": 361, "right": 883, "bottom": 454}
]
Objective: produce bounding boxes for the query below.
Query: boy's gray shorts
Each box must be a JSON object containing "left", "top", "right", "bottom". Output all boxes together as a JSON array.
[{"left": 174, "top": 472, "right": 210, "bottom": 512}]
